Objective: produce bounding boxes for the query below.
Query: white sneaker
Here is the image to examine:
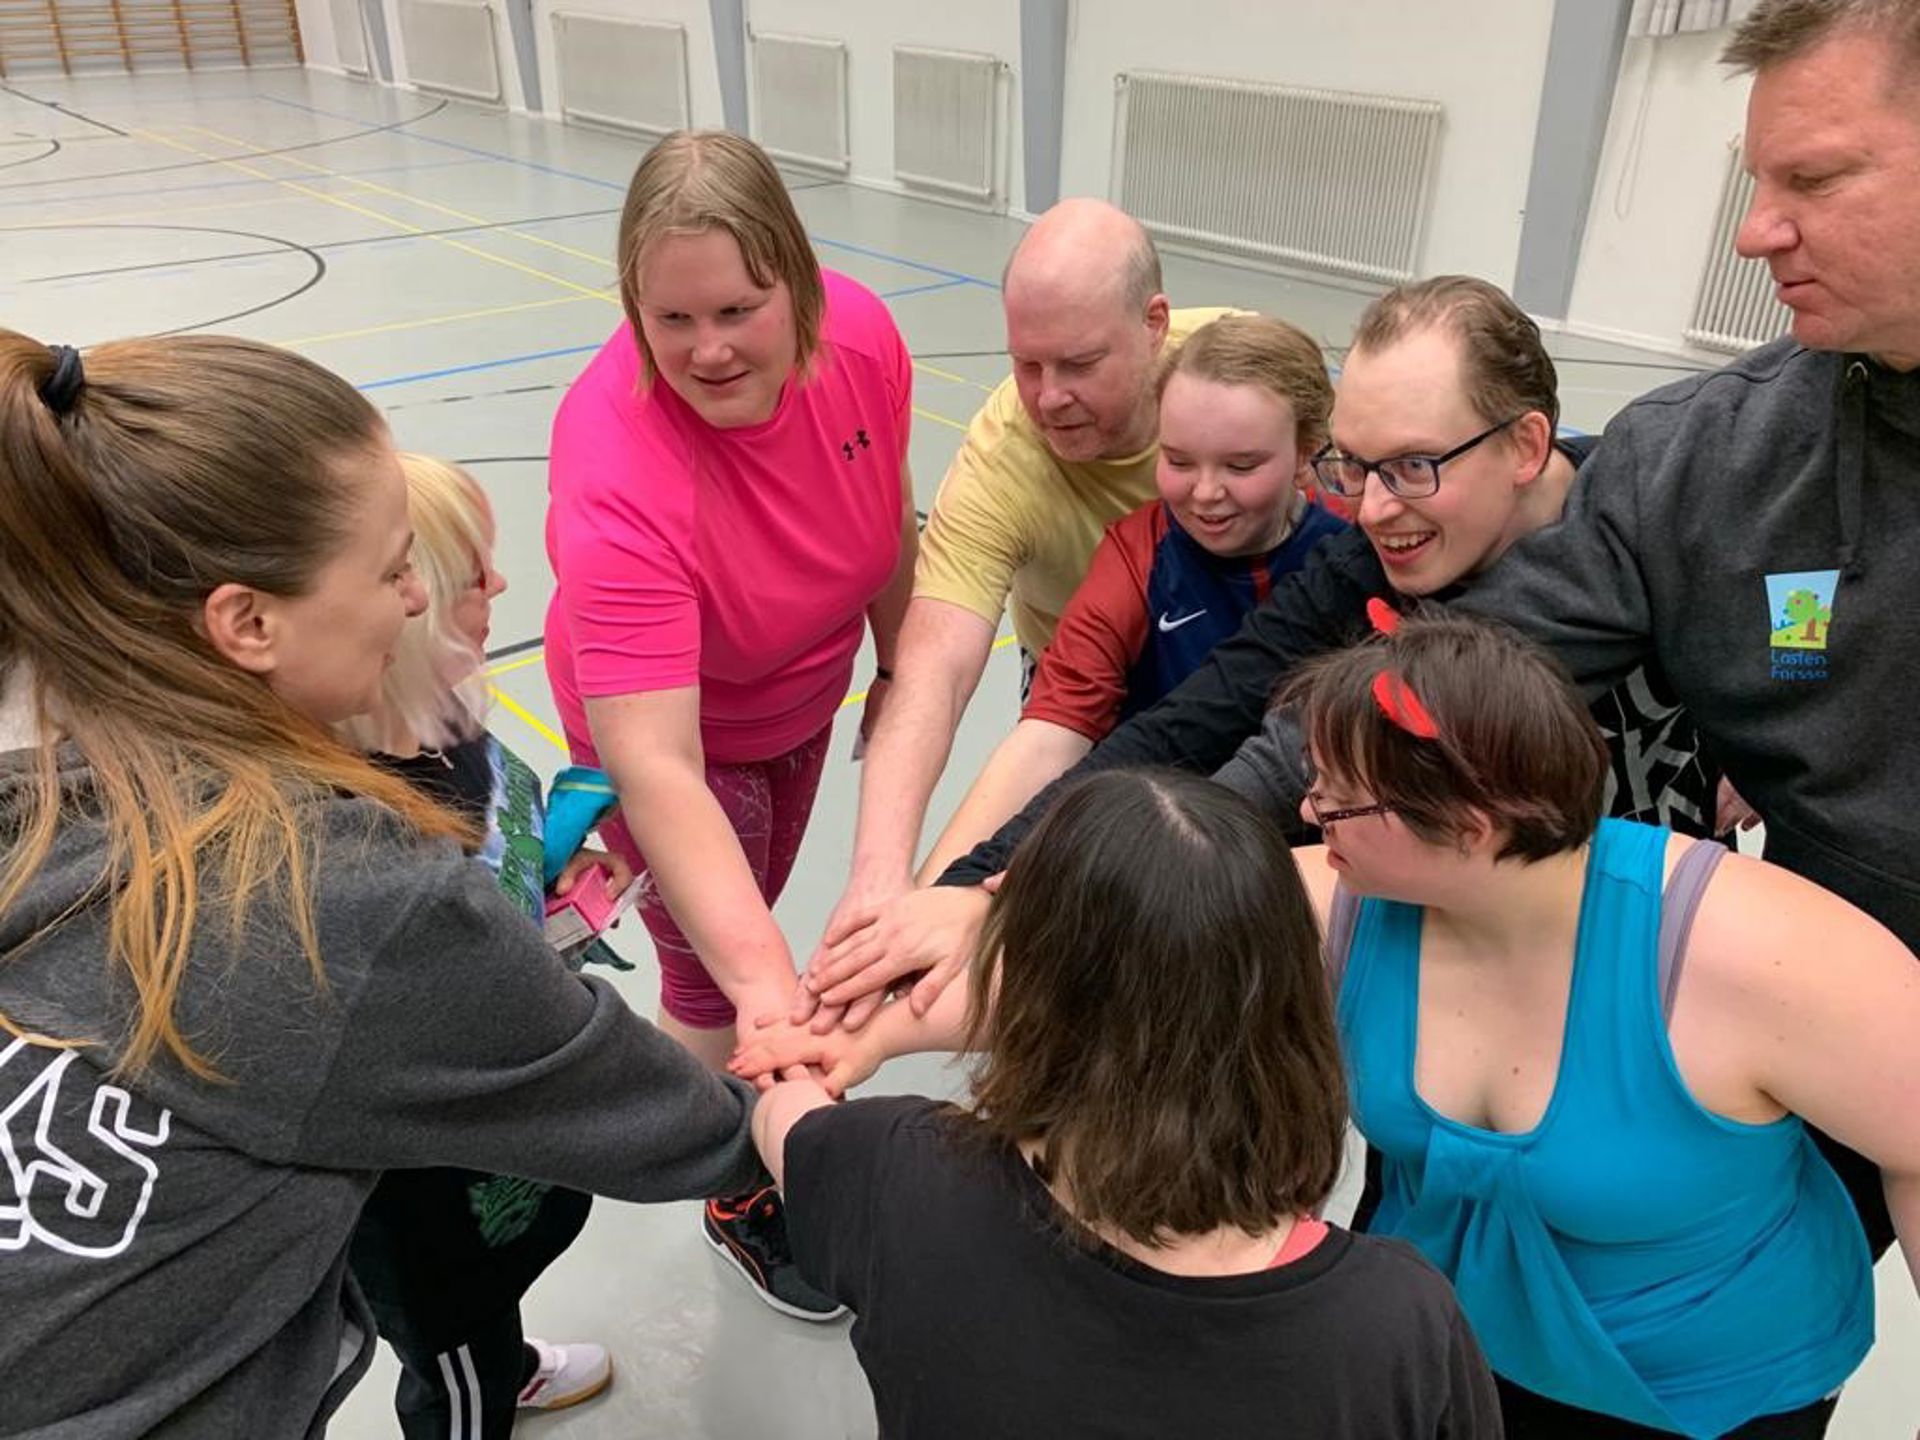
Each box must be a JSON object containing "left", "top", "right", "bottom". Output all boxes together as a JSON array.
[{"left": 515, "top": 1338, "right": 613, "bottom": 1412}]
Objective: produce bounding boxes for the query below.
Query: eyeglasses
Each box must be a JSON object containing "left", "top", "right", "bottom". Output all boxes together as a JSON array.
[
  {"left": 1309, "top": 414, "right": 1526, "bottom": 500},
  {"left": 1304, "top": 791, "right": 1394, "bottom": 830}
]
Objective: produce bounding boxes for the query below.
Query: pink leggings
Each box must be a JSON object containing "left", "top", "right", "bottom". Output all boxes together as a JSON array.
[{"left": 588, "top": 724, "right": 831, "bottom": 1030}]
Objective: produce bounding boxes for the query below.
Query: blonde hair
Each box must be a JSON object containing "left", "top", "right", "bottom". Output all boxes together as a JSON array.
[
  {"left": 615, "top": 130, "right": 826, "bottom": 383},
  {"left": 1156, "top": 313, "right": 1333, "bottom": 455},
  {"left": 340, "top": 454, "right": 492, "bottom": 755},
  {"left": 0, "top": 331, "right": 470, "bottom": 1079}
]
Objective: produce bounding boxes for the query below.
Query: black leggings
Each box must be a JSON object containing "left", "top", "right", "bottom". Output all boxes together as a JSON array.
[{"left": 1495, "top": 1377, "right": 1837, "bottom": 1439}]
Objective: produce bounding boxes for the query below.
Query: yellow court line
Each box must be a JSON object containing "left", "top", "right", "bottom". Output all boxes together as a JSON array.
[
  {"left": 484, "top": 651, "right": 547, "bottom": 678},
  {"left": 285, "top": 293, "right": 599, "bottom": 348},
  {"left": 0, "top": 188, "right": 401, "bottom": 232},
  {"left": 913, "top": 360, "right": 995, "bottom": 394},
  {"left": 488, "top": 685, "right": 567, "bottom": 752},
  {"left": 179, "top": 124, "right": 616, "bottom": 273},
  {"left": 913, "top": 405, "right": 967, "bottom": 433},
  {"left": 132, "top": 129, "right": 615, "bottom": 303}
]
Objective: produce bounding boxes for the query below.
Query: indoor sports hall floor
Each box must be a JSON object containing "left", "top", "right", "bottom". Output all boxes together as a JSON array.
[{"left": 4, "top": 64, "right": 1912, "bottom": 1439}]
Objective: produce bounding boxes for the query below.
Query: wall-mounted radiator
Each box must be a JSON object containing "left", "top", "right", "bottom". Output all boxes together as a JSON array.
[
  {"left": 1112, "top": 70, "right": 1443, "bottom": 285},
  {"left": 551, "top": 12, "right": 687, "bottom": 137},
  {"left": 893, "top": 44, "right": 1003, "bottom": 205},
  {"left": 396, "top": 0, "right": 500, "bottom": 103},
  {"left": 751, "top": 30, "right": 848, "bottom": 173},
  {"left": 1685, "top": 141, "right": 1791, "bottom": 353}
]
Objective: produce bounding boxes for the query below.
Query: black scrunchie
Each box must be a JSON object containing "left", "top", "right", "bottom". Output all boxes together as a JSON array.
[{"left": 39, "top": 345, "right": 85, "bottom": 415}]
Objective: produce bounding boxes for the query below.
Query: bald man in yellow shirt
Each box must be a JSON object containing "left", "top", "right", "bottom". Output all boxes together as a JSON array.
[{"left": 814, "top": 198, "right": 1232, "bottom": 997}]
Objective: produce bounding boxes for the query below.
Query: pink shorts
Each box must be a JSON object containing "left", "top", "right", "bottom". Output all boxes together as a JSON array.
[{"left": 583, "top": 724, "right": 832, "bottom": 1030}]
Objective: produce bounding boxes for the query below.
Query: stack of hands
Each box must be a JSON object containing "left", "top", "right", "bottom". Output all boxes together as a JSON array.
[{"left": 726, "top": 880, "right": 998, "bottom": 1096}]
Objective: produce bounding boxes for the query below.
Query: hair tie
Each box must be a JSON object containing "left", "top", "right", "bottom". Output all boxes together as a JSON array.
[
  {"left": 1365, "top": 596, "right": 1402, "bottom": 636},
  {"left": 39, "top": 345, "right": 85, "bottom": 415},
  {"left": 1371, "top": 670, "right": 1440, "bottom": 740}
]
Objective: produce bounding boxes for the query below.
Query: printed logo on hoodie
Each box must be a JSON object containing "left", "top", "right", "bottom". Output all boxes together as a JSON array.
[{"left": 1766, "top": 570, "right": 1840, "bottom": 680}]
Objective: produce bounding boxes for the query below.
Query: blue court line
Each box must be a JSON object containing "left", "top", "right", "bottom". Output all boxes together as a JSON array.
[
  {"left": 359, "top": 342, "right": 601, "bottom": 391},
  {"left": 261, "top": 94, "right": 1003, "bottom": 292},
  {"left": 0, "top": 153, "right": 490, "bottom": 212},
  {"left": 878, "top": 277, "right": 970, "bottom": 300}
]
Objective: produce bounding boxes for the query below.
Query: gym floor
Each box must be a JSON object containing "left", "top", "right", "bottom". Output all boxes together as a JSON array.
[{"left": 3, "top": 64, "right": 1911, "bottom": 1439}]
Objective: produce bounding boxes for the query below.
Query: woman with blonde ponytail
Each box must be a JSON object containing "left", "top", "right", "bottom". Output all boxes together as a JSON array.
[{"left": 0, "top": 331, "right": 761, "bottom": 1440}]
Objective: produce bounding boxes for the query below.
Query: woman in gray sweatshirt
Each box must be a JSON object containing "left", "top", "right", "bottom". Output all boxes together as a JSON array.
[{"left": 0, "top": 331, "right": 763, "bottom": 1439}]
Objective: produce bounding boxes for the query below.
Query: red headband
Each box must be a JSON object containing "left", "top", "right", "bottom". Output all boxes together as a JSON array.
[{"left": 1364, "top": 596, "right": 1440, "bottom": 739}]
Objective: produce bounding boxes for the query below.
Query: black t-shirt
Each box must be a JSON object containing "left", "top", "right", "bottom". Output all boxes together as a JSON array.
[{"left": 785, "top": 1095, "right": 1500, "bottom": 1440}]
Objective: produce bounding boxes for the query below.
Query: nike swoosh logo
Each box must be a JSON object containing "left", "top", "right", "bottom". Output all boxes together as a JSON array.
[{"left": 1157, "top": 610, "right": 1207, "bottom": 633}]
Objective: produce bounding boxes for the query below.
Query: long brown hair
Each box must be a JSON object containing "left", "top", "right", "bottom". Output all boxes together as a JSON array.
[
  {"left": 963, "top": 769, "right": 1346, "bottom": 1245},
  {"left": 0, "top": 331, "right": 469, "bottom": 1078}
]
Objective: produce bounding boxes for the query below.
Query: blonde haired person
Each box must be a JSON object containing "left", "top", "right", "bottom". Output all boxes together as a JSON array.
[
  {"left": 345, "top": 454, "right": 636, "bottom": 1435},
  {"left": 0, "top": 333, "right": 761, "bottom": 1440},
  {"left": 542, "top": 129, "right": 917, "bottom": 1318},
  {"left": 913, "top": 313, "right": 1345, "bottom": 886}
]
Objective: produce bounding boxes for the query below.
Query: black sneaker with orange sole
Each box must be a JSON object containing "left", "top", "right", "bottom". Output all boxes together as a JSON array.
[{"left": 702, "top": 1186, "right": 848, "bottom": 1322}]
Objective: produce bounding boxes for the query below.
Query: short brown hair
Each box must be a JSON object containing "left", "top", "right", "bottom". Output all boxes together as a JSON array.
[
  {"left": 1723, "top": 0, "right": 1920, "bottom": 74},
  {"left": 1350, "top": 274, "right": 1560, "bottom": 434},
  {"left": 963, "top": 769, "right": 1347, "bottom": 1245},
  {"left": 1283, "top": 607, "right": 1606, "bottom": 863},
  {"left": 1156, "top": 313, "right": 1333, "bottom": 455},
  {"left": 615, "top": 130, "right": 825, "bottom": 382}
]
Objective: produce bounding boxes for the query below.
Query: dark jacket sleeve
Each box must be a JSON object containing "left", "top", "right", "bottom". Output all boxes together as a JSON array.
[
  {"left": 1453, "top": 423, "right": 1656, "bottom": 700},
  {"left": 938, "top": 527, "right": 1386, "bottom": 885},
  {"left": 293, "top": 854, "right": 762, "bottom": 1202}
]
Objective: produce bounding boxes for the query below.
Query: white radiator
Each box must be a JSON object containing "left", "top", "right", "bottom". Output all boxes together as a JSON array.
[
  {"left": 328, "top": 0, "right": 368, "bottom": 75},
  {"left": 893, "top": 44, "right": 1003, "bottom": 203},
  {"left": 1112, "top": 70, "right": 1444, "bottom": 285},
  {"left": 551, "top": 12, "right": 687, "bottom": 137},
  {"left": 751, "top": 30, "right": 848, "bottom": 173},
  {"left": 397, "top": 0, "right": 501, "bottom": 103},
  {"left": 1685, "top": 142, "right": 1791, "bottom": 353}
]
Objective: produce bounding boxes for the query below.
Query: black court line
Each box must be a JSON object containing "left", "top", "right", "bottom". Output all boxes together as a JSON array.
[
  {"left": 484, "top": 635, "right": 544, "bottom": 662},
  {"left": 0, "top": 138, "right": 59, "bottom": 172},
  {"left": 23, "top": 206, "right": 624, "bottom": 286},
  {"left": 0, "top": 82, "right": 128, "bottom": 137},
  {"left": 15, "top": 221, "right": 327, "bottom": 335},
  {"left": 0, "top": 97, "right": 450, "bottom": 193}
]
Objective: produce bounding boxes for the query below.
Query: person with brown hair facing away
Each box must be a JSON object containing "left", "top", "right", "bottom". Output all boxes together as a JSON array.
[
  {"left": 746, "top": 769, "right": 1501, "bottom": 1440},
  {"left": 0, "top": 332, "right": 761, "bottom": 1440},
  {"left": 542, "top": 129, "right": 918, "bottom": 1318}
]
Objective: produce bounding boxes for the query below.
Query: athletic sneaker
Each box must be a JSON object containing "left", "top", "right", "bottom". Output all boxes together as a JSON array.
[
  {"left": 703, "top": 1186, "right": 848, "bottom": 1322},
  {"left": 516, "top": 1338, "right": 613, "bottom": 1412}
]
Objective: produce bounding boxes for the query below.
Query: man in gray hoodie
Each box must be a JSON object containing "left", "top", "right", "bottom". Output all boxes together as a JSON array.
[{"left": 1456, "top": 0, "right": 1920, "bottom": 1257}]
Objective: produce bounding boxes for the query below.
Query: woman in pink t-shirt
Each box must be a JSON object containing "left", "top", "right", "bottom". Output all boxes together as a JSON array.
[{"left": 544, "top": 131, "right": 915, "bottom": 1319}]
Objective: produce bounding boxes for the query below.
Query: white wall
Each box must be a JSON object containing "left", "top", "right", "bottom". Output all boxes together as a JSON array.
[
  {"left": 743, "top": 0, "right": 1024, "bottom": 209},
  {"left": 295, "top": 0, "right": 342, "bottom": 71},
  {"left": 1054, "top": 0, "right": 1556, "bottom": 286},
  {"left": 529, "top": 0, "right": 727, "bottom": 127},
  {"left": 1565, "top": 28, "right": 1753, "bottom": 352}
]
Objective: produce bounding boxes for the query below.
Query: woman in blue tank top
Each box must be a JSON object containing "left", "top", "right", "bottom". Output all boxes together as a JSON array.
[{"left": 1281, "top": 609, "right": 1920, "bottom": 1439}]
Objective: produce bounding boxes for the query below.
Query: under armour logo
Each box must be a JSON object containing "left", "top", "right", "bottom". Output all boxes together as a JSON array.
[{"left": 841, "top": 429, "right": 871, "bottom": 461}]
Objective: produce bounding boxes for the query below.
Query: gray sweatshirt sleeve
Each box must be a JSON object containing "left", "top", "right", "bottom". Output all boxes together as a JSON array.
[
  {"left": 293, "top": 854, "right": 761, "bottom": 1202},
  {"left": 1453, "top": 421, "right": 1657, "bottom": 700},
  {"left": 1213, "top": 705, "right": 1313, "bottom": 829}
]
